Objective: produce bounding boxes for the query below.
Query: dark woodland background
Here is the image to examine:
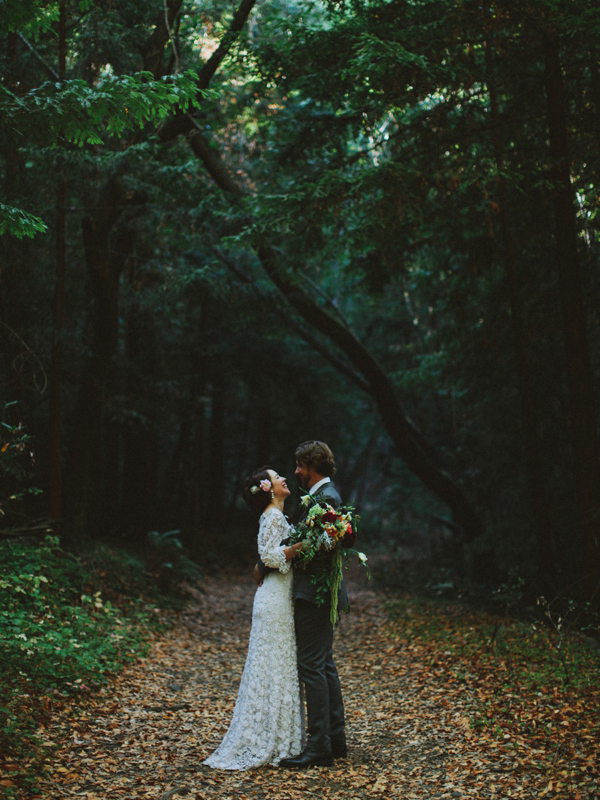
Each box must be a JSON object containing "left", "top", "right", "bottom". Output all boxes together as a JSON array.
[{"left": 1, "top": 0, "right": 600, "bottom": 609}]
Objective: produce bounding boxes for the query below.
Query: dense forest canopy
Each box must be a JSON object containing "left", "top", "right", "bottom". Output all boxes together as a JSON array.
[{"left": 1, "top": 0, "right": 599, "bottom": 604}]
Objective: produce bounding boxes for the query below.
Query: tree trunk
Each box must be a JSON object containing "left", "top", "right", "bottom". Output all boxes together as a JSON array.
[
  {"left": 590, "top": 56, "right": 600, "bottom": 153},
  {"left": 140, "top": 0, "right": 184, "bottom": 77},
  {"left": 48, "top": 2, "right": 68, "bottom": 527},
  {"left": 485, "top": 33, "right": 556, "bottom": 591},
  {"left": 103, "top": 410, "right": 121, "bottom": 533},
  {"left": 191, "top": 380, "right": 208, "bottom": 554},
  {"left": 205, "top": 375, "right": 226, "bottom": 533},
  {"left": 62, "top": 183, "right": 140, "bottom": 542},
  {"left": 228, "top": 404, "right": 252, "bottom": 517},
  {"left": 1, "top": 32, "right": 24, "bottom": 425},
  {"left": 543, "top": 28, "right": 600, "bottom": 605},
  {"left": 48, "top": 177, "right": 66, "bottom": 526},
  {"left": 163, "top": 413, "right": 192, "bottom": 525},
  {"left": 120, "top": 301, "right": 159, "bottom": 541},
  {"left": 253, "top": 379, "right": 271, "bottom": 467}
]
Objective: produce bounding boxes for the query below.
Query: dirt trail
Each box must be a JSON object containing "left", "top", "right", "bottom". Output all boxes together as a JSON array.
[{"left": 35, "top": 568, "right": 590, "bottom": 799}]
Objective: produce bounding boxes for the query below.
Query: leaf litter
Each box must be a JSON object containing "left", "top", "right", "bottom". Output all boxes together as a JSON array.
[{"left": 2, "top": 560, "right": 599, "bottom": 800}]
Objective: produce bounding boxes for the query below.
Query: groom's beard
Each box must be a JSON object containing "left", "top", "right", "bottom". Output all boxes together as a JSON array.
[{"left": 296, "top": 476, "right": 308, "bottom": 490}]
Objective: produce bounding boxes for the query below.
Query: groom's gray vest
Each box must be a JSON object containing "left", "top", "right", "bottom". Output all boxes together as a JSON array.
[{"left": 294, "top": 481, "right": 349, "bottom": 612}]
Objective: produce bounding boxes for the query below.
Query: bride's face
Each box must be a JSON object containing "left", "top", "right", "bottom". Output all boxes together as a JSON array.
[{"left": 267, "top": 470, "right": 291, "bottom": 501}]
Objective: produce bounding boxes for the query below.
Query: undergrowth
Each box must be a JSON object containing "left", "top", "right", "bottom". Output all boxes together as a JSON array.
[
  {"left": 384, "top": 594, "right": 600, "bottom": 755},
  {"left": 0, "top": 535, "right": 187, "bottom": 798},
  {"left": 385, "top": 595, "right": 599, "bottom": 689}
]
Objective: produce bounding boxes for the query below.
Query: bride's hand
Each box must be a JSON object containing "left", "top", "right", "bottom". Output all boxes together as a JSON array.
[{"left": 284, "top": 541, "right": 305, "bottom": 561}]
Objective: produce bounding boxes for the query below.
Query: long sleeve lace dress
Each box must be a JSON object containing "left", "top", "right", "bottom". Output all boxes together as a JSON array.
[{"left": 203, "top": 508, "right": 305, "bottom": 770}]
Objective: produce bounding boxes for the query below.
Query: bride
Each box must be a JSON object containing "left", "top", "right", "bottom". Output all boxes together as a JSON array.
[{"left": 203, "top": 467, "right": 305, "bottom": 770}]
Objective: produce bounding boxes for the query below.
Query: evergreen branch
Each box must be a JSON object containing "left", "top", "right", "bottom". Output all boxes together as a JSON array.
[
  {"left": 0, "top": 203, "right": 47, "bottom": 240},
  {"left": 0, "top": 72, "right": 209, "bottom": 148},
  {"left": 0, "top": 320, "right": 48, "bottom": 394}
]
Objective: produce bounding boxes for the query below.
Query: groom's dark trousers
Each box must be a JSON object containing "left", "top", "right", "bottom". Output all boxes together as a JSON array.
[
  {"left": 291, "top": 481, "right": 347, "bottom": 755},
  {"left": 294, "top": 597, "right": 345, "bottom": 753}
]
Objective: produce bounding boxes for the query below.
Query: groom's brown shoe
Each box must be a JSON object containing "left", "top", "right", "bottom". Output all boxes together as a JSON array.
[{"left": 279, "top": 749, "right": 333, "bottom": 768}]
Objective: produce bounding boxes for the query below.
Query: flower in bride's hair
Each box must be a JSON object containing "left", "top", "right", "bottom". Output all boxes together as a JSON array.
[{"left": 250, "top": 479, "right": 272, "bottom": 495}]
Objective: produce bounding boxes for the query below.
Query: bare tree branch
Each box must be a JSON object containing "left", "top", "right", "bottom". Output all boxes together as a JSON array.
[
  {"left": 188, "top": 127, "right": 245, "bottom": 196},
  {"left": 209, "top": 244, "right": 373, "bottom": 394},
  {"left": 0, "top": 519, "right": 55, "bottom": 538},
  {"left": 158, "top": 0, "right": 258, "bottom": 142},
  {"left": 18, "top": 33, "right": 60, "bottom": 80},
  {"left": 141, "top": 0, "right": 184, "bottom": 77},
  {"left": 197, "top": 0, "right": 258, "bottom": 89}
]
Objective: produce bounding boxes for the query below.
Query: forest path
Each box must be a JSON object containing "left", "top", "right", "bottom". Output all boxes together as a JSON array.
[{"left": 36, "top": 568, "right": 591, "bottom": 800}]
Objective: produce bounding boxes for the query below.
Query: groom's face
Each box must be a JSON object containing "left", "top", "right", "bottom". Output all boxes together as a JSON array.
[{"left": 294, "top": 460, "right": 311, "bottom": 489}]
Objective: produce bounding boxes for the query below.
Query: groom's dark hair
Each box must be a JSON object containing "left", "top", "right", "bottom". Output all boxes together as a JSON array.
[
  {"left": 295, "top": 441, "right": 336, "bottom": 477},
  {"left": 243, "top": 466, "right": 273, "bottom": 513}
]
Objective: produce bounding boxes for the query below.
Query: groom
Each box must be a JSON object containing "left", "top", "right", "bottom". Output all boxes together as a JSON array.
[{"left": 255, "top": 440, "right": 348, "bottom": 768}]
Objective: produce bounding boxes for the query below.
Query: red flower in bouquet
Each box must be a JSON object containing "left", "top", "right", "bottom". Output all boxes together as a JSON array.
[{"left": 342, "top": 522, "right": 355, "bottom": 548}]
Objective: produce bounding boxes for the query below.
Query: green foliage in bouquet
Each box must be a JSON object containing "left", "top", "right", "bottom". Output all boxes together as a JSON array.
[{"left": 289, "top": 494, "right": 369, "bottom": 624}]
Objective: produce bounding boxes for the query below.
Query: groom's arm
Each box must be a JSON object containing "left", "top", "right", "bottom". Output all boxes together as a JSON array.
[
  {"left": 319, "top": 484, "right": 342, "bottom": 509},
  {"left": 255, "top": 557, "right": 269, "bottom": 584}
]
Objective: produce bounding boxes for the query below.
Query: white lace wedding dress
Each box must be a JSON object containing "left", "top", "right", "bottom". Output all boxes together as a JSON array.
[{"left": 203, "top": 508, "right": 305, "bottom": 770}]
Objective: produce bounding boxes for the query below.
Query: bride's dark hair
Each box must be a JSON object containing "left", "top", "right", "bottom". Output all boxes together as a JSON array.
[{"left": 243, "top": 466, "right": 273, "bottom": 513}]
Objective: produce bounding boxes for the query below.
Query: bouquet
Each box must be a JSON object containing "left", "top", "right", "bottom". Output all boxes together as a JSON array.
[{"left": 288, "top": 494, "right": 369, "bottom": 624}]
